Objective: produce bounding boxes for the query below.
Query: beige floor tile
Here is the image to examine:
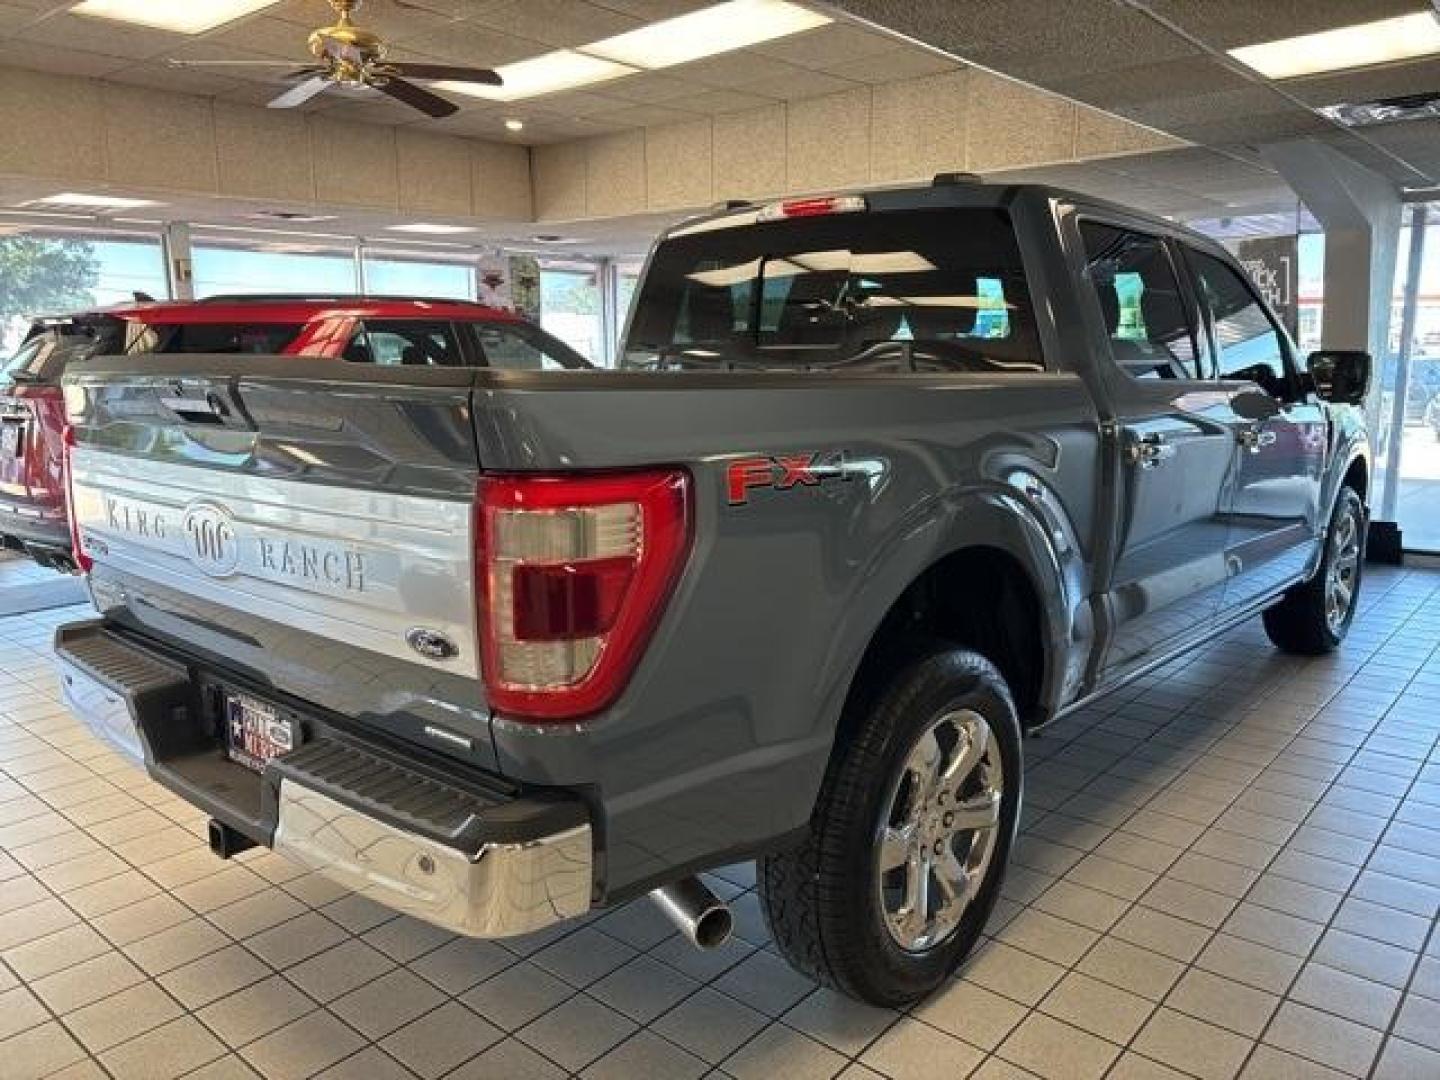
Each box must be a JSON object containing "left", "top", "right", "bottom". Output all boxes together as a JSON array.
[
  {"left": 328, "top": 967, "right": 445, "bottom": 1040},
  {"left": 31, "top": 950, "right": 145, "bottom": 1014},
  {"left": 1133, "top": 1007, "right": 1253, "bottom": 1080},
  {"left": 1040, "top": 971, "right": 1154, "bottom": 1044},
  {"left": 196, "top": 974, "right": 319, "bottom": 1048},
  {"left": 240, "top": 1009, "right": 366, "bottom": 1080},
  {"left": 1167, "top": 968, "right": 1279, "bottom": 1038},
  {"left": 860, "top": 1016, "right": 985, "bottom": 1080},
  {"left": 1076, "top": 936, "right": 1185, "bottom": 1000},
  {"left": 448, "top": 1037, "right": 567, "bottom": 1080},
  {"left": 997, "top": 1011, "right": 1120, "bottom": 1080},
  {"left": 959, "top": 940, "right": 1067, "bottom": 1006},
  {"left": 0, "top": 984, "right": 50, "bottom": 1042},
  {"left": 912, "top": 977, "right": 1026, "bottom": 1051},
  {"left": 1290, "top": 962, "right": 1402, "bottom": 1030},
  {"left": 100, "top": 1015, "right": 227, "bottom": 1079},
  {"left": 0, "top": 1020, "right": 89, "bottom": 1077},
  {"left": 586, "top": 1029, "right": 709, "bottom": 1080},
  {"left": 1264, "top": 1001, "right": 1383, "bottom": 1077},
  {"left": 64, "top": 979, "right": 183, "bottom": 1053},
  {"left": 375, "top": 1000, "right": 502, "bottom": 1078}
]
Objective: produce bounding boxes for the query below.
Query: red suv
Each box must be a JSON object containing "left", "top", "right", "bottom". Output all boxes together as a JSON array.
[{"left": 0, "top": 295, "right": 590, "bottom": 570}]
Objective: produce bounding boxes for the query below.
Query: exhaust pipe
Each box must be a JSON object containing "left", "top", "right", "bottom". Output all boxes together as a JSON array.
[
  {"left": 208, "top": 819, "right": 257, "bottom": 860},
  {"left": 651, "top": 877, "right": 733, "bottom": 950}
]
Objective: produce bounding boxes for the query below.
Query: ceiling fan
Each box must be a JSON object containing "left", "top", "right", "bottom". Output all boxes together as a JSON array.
[{"left": 166, "top": 0, "right": 502, "bottom": 118}]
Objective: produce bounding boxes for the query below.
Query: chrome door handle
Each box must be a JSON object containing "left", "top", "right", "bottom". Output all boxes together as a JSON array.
[
  {"left": 1239, "top": 428, "right": 1277, "bottom": 454},
  {"left": 1126, "top": 433, "right": 1176, "bottom": 469}
]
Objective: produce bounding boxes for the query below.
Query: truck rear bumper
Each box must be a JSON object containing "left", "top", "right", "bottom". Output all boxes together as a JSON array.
[{"left": 55, "top": 620, "right": 593, "bottom": 939}]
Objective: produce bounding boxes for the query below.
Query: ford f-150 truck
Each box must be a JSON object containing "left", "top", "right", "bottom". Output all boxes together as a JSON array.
[{"left": 55, "top": 179, "right": 1371, "bottom": 1006}]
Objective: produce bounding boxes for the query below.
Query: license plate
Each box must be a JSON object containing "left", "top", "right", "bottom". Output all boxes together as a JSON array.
[
  {"left": 0, "top": 423, "right": 20, "bottom": 461},
  {"left": 224, "top": 692, "right": 297, "bottom": 771}
]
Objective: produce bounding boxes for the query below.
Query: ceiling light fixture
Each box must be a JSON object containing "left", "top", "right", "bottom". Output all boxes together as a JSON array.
[
  {"left": 435, "top": 50, "right": 635, "bottom": 101},
  {"left": 69, "top": 0, "right": 276, "bottom": 35},
  {"left": 1228, "top": 11, "right": 1440, "bottom": 80},
  {"left": 504, "top": 118, "right": 525, "bottom": 132},
  {"left": 387, "top": 223, "right": 478, "bottom": 235},
  {"left": 585, "top": 0, "right": 831, "bottom": 69},
  {"left": 27, "top": 192, "right": 163, "bottom": 210}
]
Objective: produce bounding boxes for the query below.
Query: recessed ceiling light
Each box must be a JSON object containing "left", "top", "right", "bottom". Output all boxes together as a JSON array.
[
  {"left": 1228, "top": 11, "right": 1440, "bottom": 80},
  {"left": 69, "top": 0, "right": 276, "bottom": 34},
  {"left": 584, "top": 0, "right": 831, "bottom": 69},
  {"left": 504, "top": 118, "right": 525, "bottom": 132},
  {"left": 26, "top": 192, "right": 163, "bottom": 210},
  {"left": 388, "top": 223, "right": 478, "bottom": 235},
  {"left": 435, "top": 50, "right": 636, "bottom": 101}
]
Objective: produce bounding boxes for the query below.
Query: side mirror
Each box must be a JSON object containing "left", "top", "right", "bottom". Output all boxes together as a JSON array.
[{"left": 1307, "top": 350, "right": 1370, "bottom": 405}]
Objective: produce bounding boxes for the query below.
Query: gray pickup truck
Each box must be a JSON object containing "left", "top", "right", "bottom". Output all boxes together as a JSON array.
[{"left": 56, "top": 178, "right": 1371, "bottom": 1006}]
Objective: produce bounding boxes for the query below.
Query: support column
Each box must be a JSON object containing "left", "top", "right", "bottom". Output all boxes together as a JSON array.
[
  {"left": 1262, "top": 139, "right": 1404, "bottom": 558},
  {"left": 161, "top": 222, "right": 195, "bottom": 300}
]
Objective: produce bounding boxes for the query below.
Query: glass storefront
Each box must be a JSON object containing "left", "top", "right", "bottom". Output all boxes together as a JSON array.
[
  {"left": 192, "top": 241, "right": 358, "bottom": 298},
  {"left": 0, "top": 230, "right": 168, "bottom": 352},
  {"left": 361, "top": 252, "right": 475, "bottom": 300},
  {"left": 539, "top": 263, "right": 605, "bottom": 363}
]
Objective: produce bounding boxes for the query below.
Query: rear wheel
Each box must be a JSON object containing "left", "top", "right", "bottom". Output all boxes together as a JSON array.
[
  {"left": 758, "top": 647, "right": 1022, "bottom": 1006},
  {"left": 1263, "top": 486, "right": 1365, "bottom": 654}
]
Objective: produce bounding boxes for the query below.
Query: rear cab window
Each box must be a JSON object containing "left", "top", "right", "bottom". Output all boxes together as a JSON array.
[
  {"left": 624, "top": 207, "right": 1043, "bottom": 373},
  {"left": 126, "top": 322, "right": 305, "bottom": 355}
]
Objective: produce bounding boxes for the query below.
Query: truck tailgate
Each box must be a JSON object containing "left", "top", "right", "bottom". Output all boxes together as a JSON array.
[{"left": 64, "top": 355, "right": 495, "bottom": 768}]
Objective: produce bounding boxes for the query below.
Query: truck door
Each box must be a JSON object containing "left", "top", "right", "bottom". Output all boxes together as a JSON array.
[
  {"left": 1182, "top": 246, "right": 1327, "bottom": 613},
  {"left": 1075, "top": 221, "right": 1237, "bottom": 674}
]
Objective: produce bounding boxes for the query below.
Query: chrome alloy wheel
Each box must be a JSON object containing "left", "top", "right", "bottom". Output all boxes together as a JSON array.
[
  {"left": 1326, "top": 504, "right": 1362, "bottom": 634},
  {"left": 876, "top": 709, "right": 1004, "bottom": 953}
]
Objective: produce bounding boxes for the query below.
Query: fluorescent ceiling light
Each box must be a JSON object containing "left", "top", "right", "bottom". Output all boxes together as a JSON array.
[
  {"left": 29, "top": 192, "right": 162, "bottom": 210},
  {"left": 586, "top": 0, "right": 831, "bottom": 69},
  {"left": 1228, "top": 11, "right": 1440, "bottom": 79},
  {"left": 387, "top": 223, "right": 477, "bottom": 235},
  {"left": 436, "top": 50, "right": 635, "bottom": 101},
  {"left": 69, "top": 0, "right": 277, "bottom": 34}
]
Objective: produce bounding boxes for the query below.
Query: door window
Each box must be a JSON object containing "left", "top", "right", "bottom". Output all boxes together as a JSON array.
[
  {"left": 1080, "top": 222, "right": 1201, "bottom": 380},
  {"left": 344, "top": 320, "right": 460, "bottom": 366},
  {"left": 1188, "top": 249, "right": 1291, "bottom": 396},
  {"left": 468, "top": 323, "right": 590, "bottom": 370}
]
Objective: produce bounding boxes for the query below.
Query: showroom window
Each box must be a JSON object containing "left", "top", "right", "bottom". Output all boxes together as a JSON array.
[
  {"left": 361, "top": 253, "right": 475, "bottom": 300},
  {"left": 192, "top": 242, "right": 358, "bottom": 297},
  {"left": 1187, "top": 248, "right": 1289, "bottom": 391},
  {"left": 0, "top": 230, "right": 168, "bottom": 353},
  {"left": 539, "top": 262, "right": 605, "bottom": 364}
]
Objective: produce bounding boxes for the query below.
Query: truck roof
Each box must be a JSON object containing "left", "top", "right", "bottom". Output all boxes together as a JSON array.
[
  {"left": 665, "top": 175, "right": 1218, "bottom": 251},
  {"left": 72, "top": 295, "right": 526, "bottom": 326}
]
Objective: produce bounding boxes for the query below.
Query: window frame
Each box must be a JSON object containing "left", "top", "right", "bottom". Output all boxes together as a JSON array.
[
  {"left": 1073, "top": 214, "right": 1210, "bottom": 384},
  {"left": 1179, "top": 242, "right": 1302, "bottom": 399}
]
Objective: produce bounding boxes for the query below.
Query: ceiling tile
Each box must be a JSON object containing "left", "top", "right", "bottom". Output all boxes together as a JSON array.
[
  {"left": 749, "top": 22, "right": 901, "bottom": 69},
  {"left": 269, "top": 0, "right": 461, "bottom": 42},
  {"left": 530, "top": 89, "right": 633, "bottom": 117},
  {"left": 201, "top": 15, "right": 312, "bottom": 60},
  {"left": 590, "top": 102, "right": 703, "bottom": 127},
  {"left": 466, "top": 0, "right": 641, "bottom": 48},
  {"left": 18, "top": 11, "right": 177, "bottom": 60},
  {"left": 821, "top": 46, "right": 961, "bottom": 84},
  {"left": 105, "top": 63, "right": 245, "bottom": 97},
  {"left": 592, "top": 72, "right": 699, "bottom": 104},
  {"left": 1144, "top": 0, "right": 1424, "bottom": 51},
  {"left": 743, "top": 67, "right": 859, "bottom": 100},
  {"left": 667, "top": 87, "right": 777, "bottom": 114},
  {"left": 393, "top": 26, "right": 544, "bottom": 67},
  {"left": 1286, "top": 57, "right": 1440, "bottom": 108},
  {"left": 673, "top": 49, "right": 811, "bottom": 87},
  {"left": 0, "top": 38, "right": 132, "bottom": 77},
  {"left": 582, "top": 0, "right": 710, "bottom": 17},
  {"left": 1053, "top": 56, "right": 1253, "bottom": 112},
  {"left": 1354, "top": 117, "right": 1440, "bottom": 182}
]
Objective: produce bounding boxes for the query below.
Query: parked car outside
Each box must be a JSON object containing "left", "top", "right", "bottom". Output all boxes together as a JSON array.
[
  {"left": 56, "top": 182, "right": 1369, "bottom": 1006},
  {"left": 0, "top": 295, "right": 588, "bottom": 568}
]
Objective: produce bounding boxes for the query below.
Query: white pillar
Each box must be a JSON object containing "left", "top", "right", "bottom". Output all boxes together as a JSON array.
[
  {"left": 161, "top": 222, "right": 195, "bottom": 300},
  {"left": 1263, "top": 139, "right": 1404, "bottom": 555}
]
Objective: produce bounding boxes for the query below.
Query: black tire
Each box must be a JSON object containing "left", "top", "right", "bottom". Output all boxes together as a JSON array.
[
  {"left": 1262, "top": 486, "right": 1366, "bottom": 655},
  {"left": 758, "top": 646, "right": 1023, "bottom": 1007}
]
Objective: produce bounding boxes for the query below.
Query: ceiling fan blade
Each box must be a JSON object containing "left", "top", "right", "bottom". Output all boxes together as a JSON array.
[
  {"left": 377, "top": 77, "right": 460, "bottom": 118},
  {"left": 167, "top": 58, "right": 304, "bottom": 68},
  {"left": 267, "top": 76, "right": 333, "bottom": 110},
  {"left": 387, "top": 63, "right": 502, "bottom": 86}
]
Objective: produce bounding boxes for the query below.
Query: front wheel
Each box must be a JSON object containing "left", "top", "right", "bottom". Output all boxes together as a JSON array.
[
  {"left": 1263, "top": 486, "right": 1365, "bottom": 654},
  {"left": 758, "top": 647, "right": 1022, "bottom": 1006}
]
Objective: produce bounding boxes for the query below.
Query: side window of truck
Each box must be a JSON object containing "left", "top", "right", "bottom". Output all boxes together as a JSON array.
[
  {"left": 344, "top": 321, "right": 459, "bottom": 366},
  {"left": 1186, "top": 249, "right": 1291, "bottom": 398},
  {"left": 1079, "top": 222, "right": 1202, "bottom": 381}
]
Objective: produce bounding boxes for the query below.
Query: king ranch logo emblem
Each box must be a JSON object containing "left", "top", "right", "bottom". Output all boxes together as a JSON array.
[{"left": 727, "top": 450, "right": 857, "bottom": 505}]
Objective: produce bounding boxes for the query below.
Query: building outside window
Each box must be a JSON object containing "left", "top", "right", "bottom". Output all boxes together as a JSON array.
[{"left": 539, "top": 261, "right": 604, "bottom": 363}]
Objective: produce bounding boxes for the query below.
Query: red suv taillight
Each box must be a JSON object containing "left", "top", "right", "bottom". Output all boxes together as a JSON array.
[
  {"left": 477, "top": 469, "right": 691, "bottom": 721},
  {"left": 62, "top": 425, "right": 91, "bottom": 573}
]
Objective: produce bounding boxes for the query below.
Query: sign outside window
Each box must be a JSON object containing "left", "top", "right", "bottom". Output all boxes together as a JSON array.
[{"left": 1235, "top": 236, "right": 1300, "bottom": 340}]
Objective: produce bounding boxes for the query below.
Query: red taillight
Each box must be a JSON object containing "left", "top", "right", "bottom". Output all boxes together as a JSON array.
[
  {"left": 477, "top": 469, "right": 691, "bottom": 721},
  {"left": 62, "top": 425, "right": 91, "bottom": 574},
  {"left": 757, "top": 194, "right": 867, "bottom": 222}
]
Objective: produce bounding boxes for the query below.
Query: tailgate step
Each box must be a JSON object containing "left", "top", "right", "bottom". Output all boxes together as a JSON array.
[{"left": 268, "top": 737, "right": 587, "bottom": 851}]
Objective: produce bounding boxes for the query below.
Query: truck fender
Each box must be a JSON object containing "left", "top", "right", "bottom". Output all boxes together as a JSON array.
[{"left": 812, "top": 483, "right": 1086, "bottom": 741}]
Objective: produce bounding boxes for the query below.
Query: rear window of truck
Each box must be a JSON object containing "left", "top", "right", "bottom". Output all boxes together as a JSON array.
[
  {"left": 623, "top": 208, "right": 1042, "bottom": 373},
  {"left": 124, "top": 322, "right": 305, "bottom": 355}
]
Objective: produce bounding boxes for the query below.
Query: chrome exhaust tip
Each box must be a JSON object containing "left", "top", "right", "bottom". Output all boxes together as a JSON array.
[{"left": 651, "top": 876, "right": 733, "bottom": 950}]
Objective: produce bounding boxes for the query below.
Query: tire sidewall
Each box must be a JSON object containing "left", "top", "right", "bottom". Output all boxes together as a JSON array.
[
  {"left": 1321, "top": 487, "right": 1366, "bottom": 645},
  {"left": 839, "top": 650, "right": 1023, "bottom": 1002}
]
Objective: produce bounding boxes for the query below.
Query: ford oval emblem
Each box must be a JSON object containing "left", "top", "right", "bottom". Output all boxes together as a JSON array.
[
  {"left": 182, "top": 502, "right": 239, "bottom": 578},
  {"left": 407, "top": 627, "right": 459, "bottom": 661}
]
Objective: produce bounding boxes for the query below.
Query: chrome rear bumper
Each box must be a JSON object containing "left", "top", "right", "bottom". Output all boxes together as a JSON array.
[
  {"left": 273, "top": 783, "right": 592, "bottom": 938},
  {"left": 55, "top": 620, "right": 594, "bottom": 940}
]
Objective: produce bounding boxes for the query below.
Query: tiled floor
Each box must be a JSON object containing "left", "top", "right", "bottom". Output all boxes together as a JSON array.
[{"left": 1, "top": 558, "right": 1439, "bottom": 1079}]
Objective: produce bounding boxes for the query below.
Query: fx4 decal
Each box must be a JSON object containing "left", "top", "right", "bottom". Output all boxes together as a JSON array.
[{"left": 727, "top": 451, "right": 869, "bottom": 505}]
